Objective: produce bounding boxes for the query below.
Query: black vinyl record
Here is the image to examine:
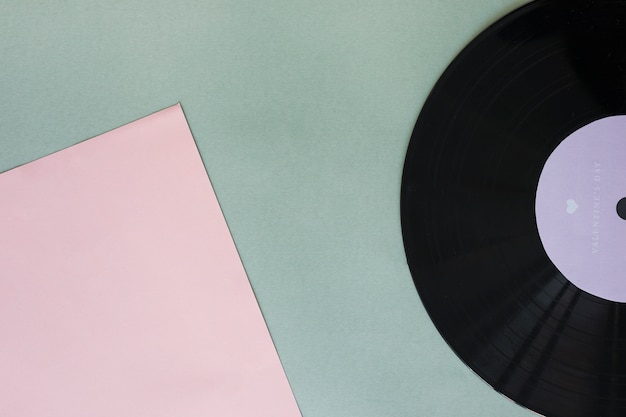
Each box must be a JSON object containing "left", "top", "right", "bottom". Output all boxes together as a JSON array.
[{"left": 401, "top": 1, "right": 626, "bottom": 416}]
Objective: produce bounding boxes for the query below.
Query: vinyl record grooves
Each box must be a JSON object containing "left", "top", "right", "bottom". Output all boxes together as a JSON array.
[{"left": 401, "top": 1, "right": 626, "bottom": 416}]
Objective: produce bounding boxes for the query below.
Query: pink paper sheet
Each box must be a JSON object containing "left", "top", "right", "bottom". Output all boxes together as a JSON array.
[{"left": 0, "top": 104, "right": 301, "bottom": 417}]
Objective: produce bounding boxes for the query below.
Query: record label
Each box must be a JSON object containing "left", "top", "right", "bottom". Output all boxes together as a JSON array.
[{"left": 536, "top": 115, "right": 626, "bottom": 302}]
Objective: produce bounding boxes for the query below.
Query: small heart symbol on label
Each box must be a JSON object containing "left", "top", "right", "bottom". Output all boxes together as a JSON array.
[{"left": 566, "top": 198, "right": 579, "bottom": 214}]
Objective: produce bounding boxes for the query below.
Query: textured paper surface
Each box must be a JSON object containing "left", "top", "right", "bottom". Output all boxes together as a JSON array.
[
  {"left": 0, "top": 2, "right": 534, "bottom": 416},
  {"left": 0, "top": 104, "right": 301, "bottom": 417}
]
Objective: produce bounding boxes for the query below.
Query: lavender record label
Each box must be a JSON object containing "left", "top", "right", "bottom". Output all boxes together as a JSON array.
[{"left": 536, "top": 116, "right": 626, "bottom": 302}]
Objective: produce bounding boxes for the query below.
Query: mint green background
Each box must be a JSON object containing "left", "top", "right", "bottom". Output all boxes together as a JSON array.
[{"left": 0, "top": 1, "right": 535, "bottom": 416}]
